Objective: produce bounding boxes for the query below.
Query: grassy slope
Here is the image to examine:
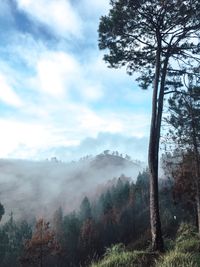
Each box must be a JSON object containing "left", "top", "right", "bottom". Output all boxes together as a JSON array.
[{"left": 90, "top": 224, "right": 200, "bottom": 267}]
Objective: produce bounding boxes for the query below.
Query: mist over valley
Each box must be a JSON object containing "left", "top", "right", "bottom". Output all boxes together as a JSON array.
[{"left": 0, "top": 152, "right": 143, "bottom": 221}]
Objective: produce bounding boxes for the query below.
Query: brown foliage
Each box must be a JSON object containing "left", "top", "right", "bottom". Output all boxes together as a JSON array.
[{"left": 20, "top": 218, "right": 60, "bottom": 267}]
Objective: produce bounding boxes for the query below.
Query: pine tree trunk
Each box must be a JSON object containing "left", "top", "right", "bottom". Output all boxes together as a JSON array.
[
  {"left": 149, "top": 156, "right": 164, "bottom": 251},
  {"left": 148, "top": 43, "right": 164, "bottom": 252}
]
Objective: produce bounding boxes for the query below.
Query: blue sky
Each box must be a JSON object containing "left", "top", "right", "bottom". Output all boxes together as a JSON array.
[{"left": 0, "top": 0, "right": 152, "bottom": 161}]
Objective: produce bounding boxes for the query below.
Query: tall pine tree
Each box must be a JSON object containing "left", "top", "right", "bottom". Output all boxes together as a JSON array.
[{"left": 98, "top": 0, "right": 200, "bottom": 251}]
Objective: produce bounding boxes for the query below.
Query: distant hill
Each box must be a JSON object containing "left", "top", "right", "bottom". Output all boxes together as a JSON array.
[
  {"left": 91, "top": 152, "right": 140, "bottom": 169},
  {"left": 0, "top": 152, "right": 143, "bottom": 221}
]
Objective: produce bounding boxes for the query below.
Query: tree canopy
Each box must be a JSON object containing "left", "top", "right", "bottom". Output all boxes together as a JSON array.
[{"left": 99, "top": 0, "right": 200, "bottom": 88}]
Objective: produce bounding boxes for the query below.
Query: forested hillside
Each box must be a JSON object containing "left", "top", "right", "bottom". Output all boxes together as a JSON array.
[{"left": 0, "top": 168, "right": 190, "bottom": 267}]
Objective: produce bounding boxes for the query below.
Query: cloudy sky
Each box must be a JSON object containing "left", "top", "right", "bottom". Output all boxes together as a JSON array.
[{"left": 0, "top": 0, "right": 152, "bottom": 161}]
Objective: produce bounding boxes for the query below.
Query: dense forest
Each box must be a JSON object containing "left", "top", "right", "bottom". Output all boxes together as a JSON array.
[{"left": 0, "top": 167, "right": 195, "bottom": 267}]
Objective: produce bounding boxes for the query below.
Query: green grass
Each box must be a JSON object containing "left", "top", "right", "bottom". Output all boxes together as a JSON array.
[
  {"left": 155, "top": 251, "right": 198, "bottom": 267},
  {"left": 175, "top": 238, "right": 200, "bottom": 253},
  {"left": 90, "top": 244, "right": 157, "bottom": 267}
]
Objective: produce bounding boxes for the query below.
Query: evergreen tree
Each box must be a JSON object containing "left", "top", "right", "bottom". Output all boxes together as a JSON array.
[
  {"left": 0, "top": 203, "right": 4, "bottom": 221},
  {"left": 79, "top": 197, "right": 92, "bottom": 221},
  {"left": 102, "top": 190, "right": 113, "bottom": 214},
  {"left": 135, "top": 170, "right": 149, "bottom": 207},
  {"left": 112, "top": 177, "right": 130, "bottom": 210},
  {"left": 0, "top": 227, "right": 9, "bottom": 264},
  {"left": 98, "top": 0, "right": 200, "bottom": 251},
  {"left": 63, "top": 213, "right": 81, "bottom": 266},
  {"left": 53, "top": 207, "right": 64, "bottom": 243},
  {"left": 0, "top": 214, "right": 32, "bottom": 267},
  {"left": 2, "top": 213, "right": 20, "bottom": 267},
  {"left": 79, "top": 219, "right": 99, "bottom": 264},
  {"left": 118, "top": 208, "right": 134, "bottom": 244}
]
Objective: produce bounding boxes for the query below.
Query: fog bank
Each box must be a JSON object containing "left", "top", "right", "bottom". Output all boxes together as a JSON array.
[{"left": 0, "top": 153, "right": 143, "bottom": 221}]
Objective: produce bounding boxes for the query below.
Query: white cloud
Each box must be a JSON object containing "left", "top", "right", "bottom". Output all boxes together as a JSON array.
[
  {"left": 49, "top": 103, "right": 150, "bottom": 140},
  {"left": 0, "top": 118, "right": 76, "bottom": 158},
  {"left": 0, "top": 119, "right": 42, "bottom": 157},
  {"left": 31, "top": 50, "right": 104, "bottom": 101},
  {"left": 76, "top": 108, "right": 124, "bottom": 135},
  {"left": 16, "top": 0, "right": 82, "bottom": 38},
  {"left": 0, "top": 73, "right": 22, "bottom": 107},
  {"left": 80, "top": 84, "right": 104, "bottom": 101},
  {"left": 35, "top": 51, "right": 80, "bottom": 97}
]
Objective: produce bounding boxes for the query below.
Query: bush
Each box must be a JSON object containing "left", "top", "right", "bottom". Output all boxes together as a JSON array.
[{"left": 155, "top": 251, "right": 198, "bottom": 267}]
